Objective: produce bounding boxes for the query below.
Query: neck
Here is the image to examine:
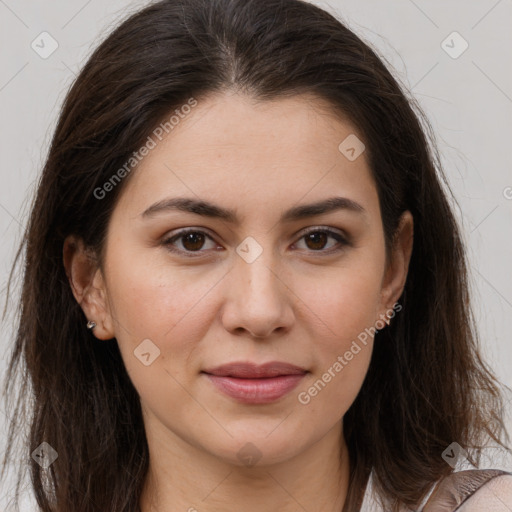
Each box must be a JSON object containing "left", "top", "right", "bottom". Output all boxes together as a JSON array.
[{"left": 139, "top": 420, "right": 351, "bottom": 512}]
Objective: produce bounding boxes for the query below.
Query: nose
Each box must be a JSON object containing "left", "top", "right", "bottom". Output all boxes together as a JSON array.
[{"left": 220, "top": 248, "right": 295, "bottom": 339}]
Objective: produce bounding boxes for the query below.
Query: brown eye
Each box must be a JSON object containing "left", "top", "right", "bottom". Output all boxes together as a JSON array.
[
  {"left": 304, "top": 231, "right": 329, "bottom": 250},
  {"left": 162, "top": 226, "right": 349, "bottom": 258},
  {"left": 162, "top": 229, "right": 218, "bottom": 257},
  {"left": 181, "top": 232, "right": 206, "bottom": 251},
  {"left": 294, "top": 228, "right": 348, "bottom": 253}
]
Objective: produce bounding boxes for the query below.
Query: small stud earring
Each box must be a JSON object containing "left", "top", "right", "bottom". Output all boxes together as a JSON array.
[{"left": 86, "top": 320, "right": 97, "bottom": 330}]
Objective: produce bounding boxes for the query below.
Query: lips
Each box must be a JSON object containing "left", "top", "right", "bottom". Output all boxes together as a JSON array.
[
  {"left": 202, "top": 361, "right": 308, "bottom": 404},
  {"left": 202, "top": 361, "right": 308, "bottom": 379}
]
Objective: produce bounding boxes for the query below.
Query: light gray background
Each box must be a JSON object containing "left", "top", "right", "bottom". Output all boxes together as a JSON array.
[{"left": 1, "top": 0, "right": 511, "bottom": 509}]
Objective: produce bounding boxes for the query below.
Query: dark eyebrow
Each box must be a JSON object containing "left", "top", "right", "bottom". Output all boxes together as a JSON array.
[{"left": 140, "top": 196, "right": 367, "bottom": 223}]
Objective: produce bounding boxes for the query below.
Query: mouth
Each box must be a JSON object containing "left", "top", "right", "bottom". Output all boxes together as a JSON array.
[{"left": 201, "top": 361, "right": 308, "bottom": 404}]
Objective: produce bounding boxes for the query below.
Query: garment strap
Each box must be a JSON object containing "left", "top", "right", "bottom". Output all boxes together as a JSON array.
[{"left": 422, "top": 469, "right": 512, "bottom": 511}]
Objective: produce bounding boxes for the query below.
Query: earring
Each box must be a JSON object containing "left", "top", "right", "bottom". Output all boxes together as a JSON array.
[{"left": 86, "top": 320, "right": 97, "bottom": 330}]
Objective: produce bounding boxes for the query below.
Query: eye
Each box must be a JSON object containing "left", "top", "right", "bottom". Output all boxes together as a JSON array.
[
  {"left": 162, "top": 228, "right": 219, "bottom": 257},
  {"left": 162, "top": 227, "right": 349, "bottom": 258},
  {"left": 292, "top": 227, "right": 349, "bottom": 254}
]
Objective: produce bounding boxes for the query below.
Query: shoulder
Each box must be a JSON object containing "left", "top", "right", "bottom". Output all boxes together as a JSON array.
[
  {"left": 422, "top": 469, "right": 512, "bottom": 512},
  {"left": 457, "top": 473, "right": 512, "bottom": 511}
]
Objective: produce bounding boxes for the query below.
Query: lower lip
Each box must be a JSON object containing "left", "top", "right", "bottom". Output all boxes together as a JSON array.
[{"left": 203, "top": 373, "right": 306, "bottom": 404}]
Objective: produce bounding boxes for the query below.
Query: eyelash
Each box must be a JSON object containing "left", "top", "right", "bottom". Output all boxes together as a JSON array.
[{"left": 161, "top": 227, "right": 350, "bottom": 258}]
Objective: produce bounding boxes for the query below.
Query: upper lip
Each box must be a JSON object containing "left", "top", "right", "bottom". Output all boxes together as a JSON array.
[{"left": 202, "top": 361, "right": 308, "bottom": 378}]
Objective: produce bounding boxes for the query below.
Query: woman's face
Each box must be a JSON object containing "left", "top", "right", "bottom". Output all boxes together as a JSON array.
[{"left": 69, "top": 91, "right": 412, "bottom": 467}]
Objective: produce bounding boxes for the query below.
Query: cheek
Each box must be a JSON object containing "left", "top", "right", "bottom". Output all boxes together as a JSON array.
[
  {"left": 105, "top": 240, "right": 224, "bottom": 339},
  {"left": 107, "top": 264, "right": 217, "bottom": 419},
  {"left": 302, "top": 259, "right": 383, "bottom": 346},
  {"left": 107, "top": 243, "right": 223, "bottom": 380},
  {"left": 294, "top": 261, "right": 382, "bottom": 413}
]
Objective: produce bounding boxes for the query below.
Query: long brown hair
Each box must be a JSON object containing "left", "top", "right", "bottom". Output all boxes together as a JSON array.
[{"left": 1, "top": 0, "right": 510, "bottom": 510}]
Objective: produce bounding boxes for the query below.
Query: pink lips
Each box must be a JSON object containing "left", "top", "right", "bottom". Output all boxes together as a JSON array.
[{"left": 202, "top": 362, "right": 307, "bottom": 404}]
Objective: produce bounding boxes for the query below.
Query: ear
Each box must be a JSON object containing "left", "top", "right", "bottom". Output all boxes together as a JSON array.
[
  {"left": 62, "top": 235, "right": 115, "bottom": 340},
  {"left": 378, "top": 210, "right": 414, "bottom": 318}
]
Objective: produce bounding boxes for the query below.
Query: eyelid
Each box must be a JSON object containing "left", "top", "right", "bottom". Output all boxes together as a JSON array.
[
  {"left": 162, "top": 226, "right": 350, "bottom": 257},
  {"left": 298, "top": 225, "right": 348, "bottom": 241}
]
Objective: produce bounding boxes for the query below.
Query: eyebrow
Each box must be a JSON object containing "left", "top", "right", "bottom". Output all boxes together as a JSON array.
[{"left": 140, "top": 196, "right": 367, "bottom": 223}]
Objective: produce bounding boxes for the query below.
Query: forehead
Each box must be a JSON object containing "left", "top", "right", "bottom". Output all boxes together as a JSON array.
[{"left": 115, "top": 91, "right": 379, "bottom": 222}]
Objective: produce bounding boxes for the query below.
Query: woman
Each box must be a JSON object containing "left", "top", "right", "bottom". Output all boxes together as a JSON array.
[{"left": 1, "top": 0, "right": 511, "bottom": 511}]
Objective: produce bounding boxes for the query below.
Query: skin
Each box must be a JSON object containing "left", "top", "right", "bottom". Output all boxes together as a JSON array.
[{"left": 64, "top": 91, "right": 413, "bottom": 512}]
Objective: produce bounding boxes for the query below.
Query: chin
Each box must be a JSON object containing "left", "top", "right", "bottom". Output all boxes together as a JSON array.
[{"left": 206, "top": 423, "right": 311, "bottom": 468}]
